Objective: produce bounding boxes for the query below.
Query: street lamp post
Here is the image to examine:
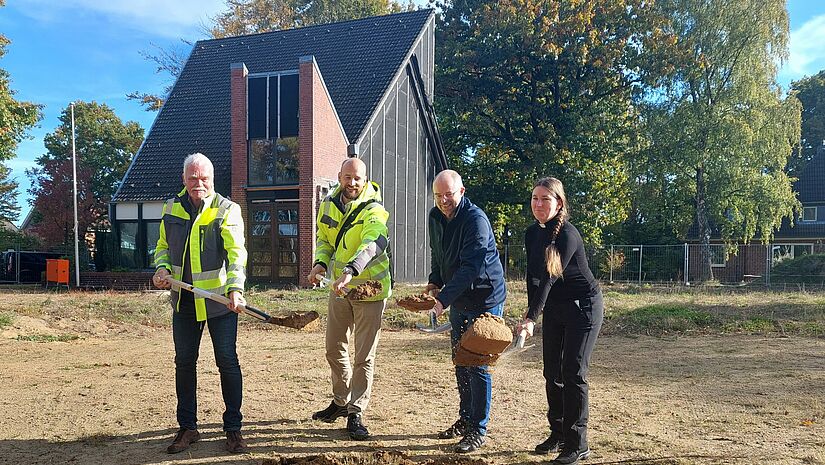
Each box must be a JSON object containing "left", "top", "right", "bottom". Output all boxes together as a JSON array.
[{"left": 70, "top": 103, "right": 80, "bottom": 287}]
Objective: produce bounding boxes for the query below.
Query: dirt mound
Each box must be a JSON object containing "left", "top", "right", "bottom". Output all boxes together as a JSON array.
[
  {"left": 454, "top": 313, "right": 512, "bottom": 366},
  {"left": 262, "top": 450, "right": 488, "bottom": 465},
  {"left": 269, "top": 311, "right": 319, "bottom": 330},
  {"left": 396, "top": 293, "right": 437, "bottom": 311},
  {"left": 461, "top": 313, "right": 512, "bottom": 355},
  {"left": 347, "top": 280, "right": 382, "bottom": 300}
]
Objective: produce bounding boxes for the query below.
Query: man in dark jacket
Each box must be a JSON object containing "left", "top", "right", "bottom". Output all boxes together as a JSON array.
[{"left": 425, "top": 169, "right": 507, "bottom": 453}]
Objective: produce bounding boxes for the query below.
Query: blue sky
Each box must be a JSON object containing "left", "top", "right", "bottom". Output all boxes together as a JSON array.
[{"left": 2, "top": 0, "right": 825, "bottom": 225}]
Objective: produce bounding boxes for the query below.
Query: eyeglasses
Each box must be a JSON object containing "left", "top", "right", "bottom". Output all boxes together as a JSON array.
[{"left": 433, "top": 190, "right": 459, "bottom": 201}]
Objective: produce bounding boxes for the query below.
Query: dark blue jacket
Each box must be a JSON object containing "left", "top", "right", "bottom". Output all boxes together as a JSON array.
[{"left": 428, "top": 196, "right": 506, "bottom": 311}]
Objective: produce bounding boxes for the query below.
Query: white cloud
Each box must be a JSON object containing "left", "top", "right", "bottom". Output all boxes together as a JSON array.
[
  {"left": 787, "top": 14, "right": 825, "bottom": 78},
  {"left": 13, "top": 0, "right": 227, "bottom": 39}
]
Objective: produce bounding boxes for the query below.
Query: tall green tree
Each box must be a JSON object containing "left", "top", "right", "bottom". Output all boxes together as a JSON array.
[
  {"left": 0, "top": 0, "right": 43, "bottom": 222},
  {"left": 640, "top": 0, "right": 801, "bottom": 280},
  {"left": 435, "top": 0, "right": 674, "bottom": 243},
  {"left": 28, "top": 101, "right": 144, "bottom": 229},
  {"left": 791, "top": 69, "right": 825, "bottom": 173},
  {"left": 130, "top": 0, "right": 414, "bottom": 110}
]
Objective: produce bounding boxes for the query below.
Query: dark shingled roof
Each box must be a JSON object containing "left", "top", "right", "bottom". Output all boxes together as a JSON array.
[{"left": 113, "top": 9, "right": 434, "bottom": 202}]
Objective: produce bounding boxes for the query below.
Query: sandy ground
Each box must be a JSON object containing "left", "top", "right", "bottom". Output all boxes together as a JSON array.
[{"left": 0, "top": 312, "right": 823, "bottom": 465}]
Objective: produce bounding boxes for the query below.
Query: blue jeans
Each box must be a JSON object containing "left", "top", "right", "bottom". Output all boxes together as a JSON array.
[
  {"left": 449, "top": 302, "right": 504, "bottom": 436},
  {"left": 172, "top": 310, "right": 243, "bottom": 432}
]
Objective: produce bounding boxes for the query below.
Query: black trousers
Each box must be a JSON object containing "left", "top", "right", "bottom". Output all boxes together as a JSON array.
[{"left": 542, "top": 292, "right": 603, "bottom": 451}]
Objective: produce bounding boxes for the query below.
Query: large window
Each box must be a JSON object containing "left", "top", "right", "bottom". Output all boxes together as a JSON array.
[
  {"left": 248, "top": 72, "right": 299, "bottom": 186},
  {"left": 249, "top": 137, "right": 299, "bottom": 185},
  {"left": 119, "top": 222, "right": 139, "bottom": 269},
  {"left": 145, "top": 221, "right": 160, "bottom": 266},
  {"left": 772, "top": 243, "right": 813, "bottom": 264}
]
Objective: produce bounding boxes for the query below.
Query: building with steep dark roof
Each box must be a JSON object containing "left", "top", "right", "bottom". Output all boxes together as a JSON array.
[{"left": 111, "top": 9, "right": 447, "bottom": 285}]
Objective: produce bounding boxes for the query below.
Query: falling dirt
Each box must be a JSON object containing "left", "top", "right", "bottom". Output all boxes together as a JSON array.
[
  {"left": 347, "top": 280, "right": 382, "bottom": 300},
  {"left": 395, "top": 294, "right": 437, "bottom": 311}
]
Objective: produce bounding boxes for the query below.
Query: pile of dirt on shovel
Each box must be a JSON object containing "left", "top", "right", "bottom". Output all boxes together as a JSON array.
[
  {"left": 396, "top": 293, "right": 437, "bottom": 311},
  {"left": 347, "top": 280, "right": 382, "bottom": 300},
  {"left": 262, "top": 450, "right": 488, "bottom": 465}
]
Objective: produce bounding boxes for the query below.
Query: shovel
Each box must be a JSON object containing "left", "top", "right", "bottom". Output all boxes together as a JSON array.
[
  {"left": 165, "top": 277, "right": 318, "bottom": 329},
  {"left": 415, "top": 308, "right": 451, "bottom": 334},
  {"left": 500, "top": 329, "right": 535, "bottom": 357},
  {"left": 315, "top": 274, "right": 349, "bottom": 299}
]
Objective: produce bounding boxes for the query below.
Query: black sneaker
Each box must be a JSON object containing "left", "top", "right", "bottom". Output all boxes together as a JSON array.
[
  {"left": 438, "top": 418, "right": 467, "bottom": 439},
  {"left": 312, "top": 400, "right": 348, "bottom": 423},
  {"left": 454, "top": 430, "right": 485, "bottom": 453},
  {"left": 535, "top": 434, "right": 564, "bottom": 454},
  {"left": 554, "top": 447, "right": 591, "bottom": 464},
  {"left": 346, "top": 413, "right": 370, "bottom": 440}
]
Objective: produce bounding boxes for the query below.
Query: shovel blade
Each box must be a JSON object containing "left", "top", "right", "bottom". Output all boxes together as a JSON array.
[{"left": 416, "top": 321, "right": 451, "bottom": 334}]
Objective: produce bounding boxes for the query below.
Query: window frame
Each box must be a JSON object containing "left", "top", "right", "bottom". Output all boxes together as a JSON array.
[{"left": 802, "top": 206, "right": 817, "bottom": 222}]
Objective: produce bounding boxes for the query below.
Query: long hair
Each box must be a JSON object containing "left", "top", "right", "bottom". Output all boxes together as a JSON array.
[{"left": 534, "top": 177, "right": 569, "bottom": 278}]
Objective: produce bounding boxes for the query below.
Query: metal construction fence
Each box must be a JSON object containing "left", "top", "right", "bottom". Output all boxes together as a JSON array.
[{"left": 500, "top": 242, "right": 825, "bottom": 288}]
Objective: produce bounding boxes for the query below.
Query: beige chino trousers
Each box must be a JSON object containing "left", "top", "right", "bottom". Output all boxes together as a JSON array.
[{"left": 325, "top": 293, "right": 385, "bottom": 414}]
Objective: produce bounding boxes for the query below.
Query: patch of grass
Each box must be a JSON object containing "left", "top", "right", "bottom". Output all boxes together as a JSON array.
[
  {"left": 0, "top": 313, "right": 12, "bottom": 329},
  {"left": 607, "top": 304, "right": 717, "bottom": 335},
  {"left": 17, "top": 334, "right": 80, "bottom": 343},
  {"left": 723, "top": 317, "right": 777, "bottom": 334}
]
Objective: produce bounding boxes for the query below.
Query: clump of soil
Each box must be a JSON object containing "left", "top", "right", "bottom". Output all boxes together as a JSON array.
[
  {"left": 396, "top": 293, "right": 437, "bottom": 311},
  {"left": 262, "top": 450, "right": 488, "bottom": 465},
  {"left": 453, "top": 313, "right": 512, "bottom": 366},
  {"left": 347, "top": 280, "right": 382, "bottom": 300},
  {"left": 269, "top": 311, "right": 319, "bottom": 330}
]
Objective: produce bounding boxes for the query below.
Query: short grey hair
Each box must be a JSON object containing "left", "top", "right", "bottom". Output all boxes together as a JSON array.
[
  {"left": 182, "top": 152, "right": 214, "bottom": 174},
  {"left": 434, "top": 169, "right": 463, "bottom": 188}
]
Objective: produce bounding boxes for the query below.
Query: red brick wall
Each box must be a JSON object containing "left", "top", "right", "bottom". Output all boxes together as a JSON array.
[
  {"left": 230, "top": 63, "right": 249, "bottom": 224},
  {"left": 298, "top": 56, "right": 348, "bottom": 287}
]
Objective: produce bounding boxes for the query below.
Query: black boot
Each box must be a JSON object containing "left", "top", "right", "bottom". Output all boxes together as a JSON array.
[
  {"left": 312, "top": 400, "right": 348, "bottom": 423},
  {"left": 346, "top": 413, "right": 370, "bottom": 440},
  {"left": 535, "top": 433, "right": 564, "bottom": 454}
]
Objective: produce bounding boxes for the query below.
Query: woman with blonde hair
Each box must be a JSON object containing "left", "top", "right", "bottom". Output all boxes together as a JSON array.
[{"left": 516, "top": 177, "right": 603, "bottom": 465}]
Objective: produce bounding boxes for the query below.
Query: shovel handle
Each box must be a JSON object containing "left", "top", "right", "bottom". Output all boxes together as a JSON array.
[
  {"left": 165, "top": 277, "right": 272, "bottom": 321},
  {"left": 315, "top": 273, "right": 331, "bottom": 286}
]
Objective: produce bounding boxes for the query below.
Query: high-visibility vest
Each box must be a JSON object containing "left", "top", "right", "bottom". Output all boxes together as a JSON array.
[
  {"left": 155, "top": 189, "right": 247, "bottom": 321},
  {"left": 314, "top": 181, "right": 392, "bottom": 301}
]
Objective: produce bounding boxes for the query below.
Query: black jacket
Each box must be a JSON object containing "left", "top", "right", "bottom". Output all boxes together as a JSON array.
[
  {"left": 525, "top": 220, "right": 600, "bottom": 321},
  {"left": 428, "top": 197, "right": 506, "bottom": 311}
]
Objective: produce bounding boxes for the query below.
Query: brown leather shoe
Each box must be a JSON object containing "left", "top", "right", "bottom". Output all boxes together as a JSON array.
[
  {"left": 225, "top": 430, "right": 248, "bottom": 453},
  {"left": 166, "top": 428, "right": 200, "bottom": 454}
]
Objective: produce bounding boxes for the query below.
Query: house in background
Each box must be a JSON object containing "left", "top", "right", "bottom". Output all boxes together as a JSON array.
[
  {"left": 111, "top": 9, "right": 447, "bottom": 286},
  {"left": 687, "top": 143, "right": 825, "bottom": 282}
]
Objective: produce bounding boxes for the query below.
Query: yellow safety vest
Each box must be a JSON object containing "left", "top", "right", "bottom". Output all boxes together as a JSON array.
[
  {"left": 314, "top": 181, "right": 392, "bottom": 301},
  {"left": 155, "top": 189, "right": 247, "bottom": 321}
]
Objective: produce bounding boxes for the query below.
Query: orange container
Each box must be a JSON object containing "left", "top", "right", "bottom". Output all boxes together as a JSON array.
[{"left": 46, "top": 259, "right": 70, "bottom": 285}]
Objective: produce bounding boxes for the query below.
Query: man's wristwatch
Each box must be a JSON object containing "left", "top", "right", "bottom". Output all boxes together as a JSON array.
[{"left": 342, "top": 266, "right": 355, "bottom": 276}]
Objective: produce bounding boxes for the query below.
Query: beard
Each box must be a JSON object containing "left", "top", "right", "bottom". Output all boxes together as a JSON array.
[{"left": 342, "top": 186, "right": 360, "bottom": 201}]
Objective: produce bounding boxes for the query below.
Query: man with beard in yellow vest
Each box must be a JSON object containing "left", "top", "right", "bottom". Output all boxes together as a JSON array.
[
  {"left": 308, "top": 157, "right": 392, "bottom": 441},
  {"left": 153, "top": 152, "right": 248, "bottom": 454}
]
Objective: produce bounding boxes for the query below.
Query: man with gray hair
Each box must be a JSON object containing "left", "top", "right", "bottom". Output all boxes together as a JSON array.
[
  {"left": 425, "top": 169, "right": 506, "bottom": 453},
  {"left": 153, "top": 152, "right": 249, "bottom": 454}
]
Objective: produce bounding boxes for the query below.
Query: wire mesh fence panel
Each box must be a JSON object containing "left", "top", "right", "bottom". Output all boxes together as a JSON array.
[{"left": 499, "top": 242, "right": 825, "bottom": 289}]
